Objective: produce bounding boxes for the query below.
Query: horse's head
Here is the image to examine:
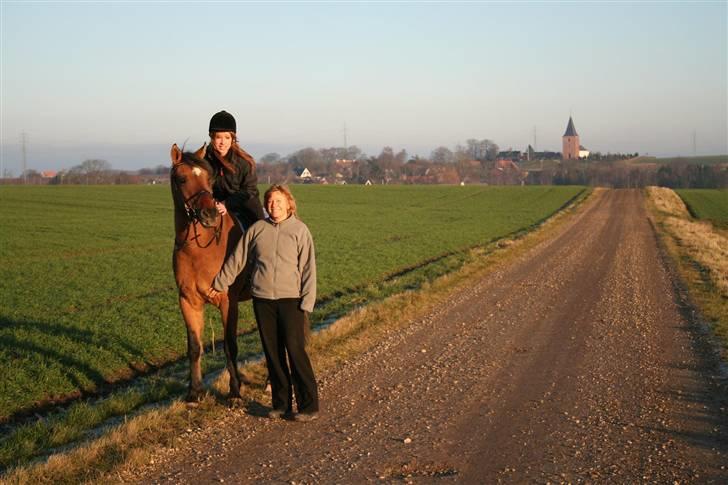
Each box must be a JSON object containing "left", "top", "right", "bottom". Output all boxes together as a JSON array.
[{"left": 170, "top": 143, "right": 220, "bottom": 228}]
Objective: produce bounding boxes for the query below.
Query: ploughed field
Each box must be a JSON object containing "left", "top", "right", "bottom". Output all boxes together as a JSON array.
[
  {"left": 0, "top": 184, "right": 583, "bottom": 421},
  {"left": 676, "top": 188, "right": 728, "bottom": 229}
]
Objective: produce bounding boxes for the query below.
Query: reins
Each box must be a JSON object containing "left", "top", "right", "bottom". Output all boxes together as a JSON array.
[{"left": 171, "top": 164, "right": 224, "bottom": 250}]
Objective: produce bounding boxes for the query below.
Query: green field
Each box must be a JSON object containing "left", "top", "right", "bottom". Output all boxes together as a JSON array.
[
  {"left": 0, "top": 184, "right": 584, "bottom": 424},
  {"left": 676, "top": 189, "right": 728, "bottom": 228}
]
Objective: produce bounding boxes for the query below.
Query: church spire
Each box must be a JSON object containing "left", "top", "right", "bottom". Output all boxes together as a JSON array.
[{"left": 563, "top": 116, "right": 578, "bottom": 137}]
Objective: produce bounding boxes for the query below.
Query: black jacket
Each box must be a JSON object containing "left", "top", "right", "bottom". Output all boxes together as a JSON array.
[{"left": 205, "top": 145, "right": 265, "bottom": 229}]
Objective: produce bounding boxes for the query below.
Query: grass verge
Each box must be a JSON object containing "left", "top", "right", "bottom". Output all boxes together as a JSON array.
[
  {"left": 0, "top": 188, "right": 592, "bottom": 484},
  {"left": 645, "top": 187, "right": 728, "bottom": 357}
]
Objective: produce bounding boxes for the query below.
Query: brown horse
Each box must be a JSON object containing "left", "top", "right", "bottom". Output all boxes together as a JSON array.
[{"left": 170, "top": 143, "right": 247, "bottom": 401}]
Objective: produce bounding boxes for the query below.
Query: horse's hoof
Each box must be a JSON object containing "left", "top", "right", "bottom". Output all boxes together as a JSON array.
[{"left": 228, "top": 395, "right": 244, "bottom": 408}]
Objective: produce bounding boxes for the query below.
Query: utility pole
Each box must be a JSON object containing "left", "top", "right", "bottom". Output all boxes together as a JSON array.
[
  {"left": 535, "top": 126, "right": 542, "bottom": 170},
  {"left": 692, "top": 130, "right": 697, "bottom": 157},
  {"left": 21, "top": 131, "right": 28, "bottom": 184},
  {"left": 343, "top": 122, "right": 348, "bottom": 151}
]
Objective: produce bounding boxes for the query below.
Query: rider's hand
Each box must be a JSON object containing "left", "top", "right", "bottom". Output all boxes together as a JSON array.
[{"left": 215, "top": 201, "right": 227, "bottom": 215}]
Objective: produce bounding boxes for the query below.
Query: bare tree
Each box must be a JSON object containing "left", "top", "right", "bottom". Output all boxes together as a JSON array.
[{"left": 431, "top": 146, "right": 454, "bottom": 164}]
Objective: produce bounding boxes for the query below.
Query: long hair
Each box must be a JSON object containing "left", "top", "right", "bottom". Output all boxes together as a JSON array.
[
  {"left": 208, "top": 132, "right": 256, "bottom": 175},
  {"left": 264, "top": 184, "right": 298, "bottom": 219}
]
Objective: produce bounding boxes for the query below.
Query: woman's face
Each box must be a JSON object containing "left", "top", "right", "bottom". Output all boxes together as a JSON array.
[
  {"left": 211, "top": 132, "right": 233, "bottom": 159},
  {"left": 266, "top": 191, "right": 291, "bottom": 223}
]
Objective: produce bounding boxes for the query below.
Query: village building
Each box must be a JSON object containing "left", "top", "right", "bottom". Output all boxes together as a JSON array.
[
  {"left": 497, "top": 150, "right": 523, "bottom": 161},
  {"left": 490, "top": 158, "right": 527, "bottom": 185},
  {"left": 293, "top": 167, "right": 313, "bottom": 182}
]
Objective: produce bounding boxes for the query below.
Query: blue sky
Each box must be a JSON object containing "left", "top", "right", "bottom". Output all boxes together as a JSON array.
[{"left": 1, "top": 1, "right": 726, "bottom": 172}]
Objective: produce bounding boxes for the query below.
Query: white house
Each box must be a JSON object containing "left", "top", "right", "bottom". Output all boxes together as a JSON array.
[{"left": 295, "top": 167, "right": 312, "bottom": 180}]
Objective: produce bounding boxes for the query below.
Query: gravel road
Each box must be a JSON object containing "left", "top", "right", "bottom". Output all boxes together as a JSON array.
[{"left": 124, "top": 189, "right": 727, "bottom": 484}]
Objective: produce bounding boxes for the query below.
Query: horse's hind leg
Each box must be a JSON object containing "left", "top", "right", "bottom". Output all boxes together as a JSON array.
[
  {"left": 221, "top": 297, "right": 242, "bottom": 399},
  {"left": 180, "top": 297, "right": 206, "bottom": 401}
]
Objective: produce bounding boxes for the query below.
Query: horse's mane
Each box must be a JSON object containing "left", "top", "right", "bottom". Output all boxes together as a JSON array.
[
  {"left": 177, "top": 151, "right": 215, "bottom": 176},
  {"left": 170, "top": 152, "right": 217, "bottom": 213}
]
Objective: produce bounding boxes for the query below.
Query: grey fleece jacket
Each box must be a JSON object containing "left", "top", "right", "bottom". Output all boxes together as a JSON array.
[{"left": 212, "top": 216, "right": 317, "bottom": 312}]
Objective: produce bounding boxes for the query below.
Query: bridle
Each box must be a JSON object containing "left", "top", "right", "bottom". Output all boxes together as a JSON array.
[{"left": 172, "top": 163, "right": 223, "bottom": 250}]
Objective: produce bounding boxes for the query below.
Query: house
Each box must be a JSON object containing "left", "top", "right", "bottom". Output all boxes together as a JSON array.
[
  {"left": 293, "top": 167, "right": 312, "bottom": 181},
  {"left": 497, "top": 150, "right": 523, "bottom": 161},
  {"left": 489, "top": 158, "right": 527, "bottom": 185},
  {"left": 579, "top": 145, "right": 590, "bottom": 159},
  {"left": 40, "top": 170, "right": 57, "bottom": 178}
]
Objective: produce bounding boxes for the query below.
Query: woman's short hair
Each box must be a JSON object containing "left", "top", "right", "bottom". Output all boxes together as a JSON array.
[{"left": 264, "top": 184, "right": 298, "bottom": 218}]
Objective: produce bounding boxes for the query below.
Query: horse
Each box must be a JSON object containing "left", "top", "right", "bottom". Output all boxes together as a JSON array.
[{"left": 169, "top": 143, "right": 248, "bottom": 402}]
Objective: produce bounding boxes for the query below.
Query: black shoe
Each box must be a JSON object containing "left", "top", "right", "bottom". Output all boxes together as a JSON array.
[{"left": 294, "top": 412, "right": 318, "bottom": 423}]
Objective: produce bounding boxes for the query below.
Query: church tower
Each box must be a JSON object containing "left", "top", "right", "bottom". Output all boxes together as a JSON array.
[{"left": 562, "top": 116, "right": 580, "bottom": 160}]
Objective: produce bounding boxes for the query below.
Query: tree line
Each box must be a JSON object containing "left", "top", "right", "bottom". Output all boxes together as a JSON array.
[{"left": 4, "top": 141, "right": 725, "bottom": 188}]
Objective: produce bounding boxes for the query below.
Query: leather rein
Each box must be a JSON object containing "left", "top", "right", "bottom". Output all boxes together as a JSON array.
[{"left": 172, "top": 167, "right": 224, "bottom": 250}]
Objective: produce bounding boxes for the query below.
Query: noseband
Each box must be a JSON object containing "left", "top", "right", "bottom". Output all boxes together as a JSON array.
[
  {"left": 182, "top": 189, "right": 214, "bottom": 223},
  {"left": 172, "top": 165, "right": 223, "bottom": 250}
]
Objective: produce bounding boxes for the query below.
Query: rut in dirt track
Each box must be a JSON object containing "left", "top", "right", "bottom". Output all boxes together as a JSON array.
[{"left": 128, "top": 189, "right": 727, "bottom": 484}]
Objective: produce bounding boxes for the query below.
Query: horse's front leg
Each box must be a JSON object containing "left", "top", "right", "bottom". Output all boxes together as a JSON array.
[
  {"left": 179, "top": 295, "right": 206, "bottom": 401},
  {"left": 219, "top": 292, "right": 242, "bottom": 399}
]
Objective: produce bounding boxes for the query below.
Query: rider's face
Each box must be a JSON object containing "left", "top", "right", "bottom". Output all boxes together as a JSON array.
[{"left": 211, "top": 132, "right": 233, "bottom": 159}]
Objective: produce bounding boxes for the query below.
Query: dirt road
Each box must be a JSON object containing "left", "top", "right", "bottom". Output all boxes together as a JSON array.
[{"left": 125, "top": 189, "right": 727, "bottom": 483}]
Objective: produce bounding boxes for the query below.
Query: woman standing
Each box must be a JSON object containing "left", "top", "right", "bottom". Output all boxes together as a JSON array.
[
  {"left": 205, "top": 110, "right": 265, "bottom": 229},
  {"left": 208, "top": 185, "right": 319, "bottom": 421}
]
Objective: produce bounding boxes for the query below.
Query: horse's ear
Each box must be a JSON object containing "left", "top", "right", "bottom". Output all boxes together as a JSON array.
[
  {"left": 194, "top": 143, "right": 206, "bottom": 160},
  {"left": 171, "top": 144, "right": 182, "bottom": 165}
]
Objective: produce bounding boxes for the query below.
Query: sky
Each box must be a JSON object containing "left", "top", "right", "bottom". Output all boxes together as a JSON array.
[{"left": 1, "top": 1, "right": 726, "bottom": 173}]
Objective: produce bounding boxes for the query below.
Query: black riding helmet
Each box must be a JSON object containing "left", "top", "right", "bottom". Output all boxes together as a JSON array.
[{"left": 209, "top": 110, "right": 236, "bottom": 133}]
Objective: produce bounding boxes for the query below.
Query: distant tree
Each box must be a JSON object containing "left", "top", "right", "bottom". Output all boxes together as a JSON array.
[
  {"left": 21, "top": 169, "right": 40, "bottom": 178},
  {"left": 260, "top": 152, "right": 281, "bottom": 164},
  {"left": 431, "top": 146, "right": 454, "bottom": 164},
  {"left": 377, "top": 146, "right": 395, "bottom": 167},
  {"left": 72, "top": 159, "right": 112, "bottom": 174},
  {"left": 461, "top": 139, "right": 499, "bottom": 161},
  {"left": 287, "top": 147, "right": 324, "bottom": 174}
]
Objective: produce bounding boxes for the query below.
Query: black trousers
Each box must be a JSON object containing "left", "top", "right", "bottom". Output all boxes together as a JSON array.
[{"left": 252, "top": 298, "right": 319, "bottom": 414}]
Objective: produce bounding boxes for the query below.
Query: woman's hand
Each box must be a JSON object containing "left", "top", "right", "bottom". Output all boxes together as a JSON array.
[
  {"left": 215, "top": 201, "right": 227, "bottom": 215},
  {"left": 205, "top": 287, "right": 224, "bottom": 305}
]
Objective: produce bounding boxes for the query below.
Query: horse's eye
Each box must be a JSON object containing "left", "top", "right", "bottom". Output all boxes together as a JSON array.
[{"left": 177, "top": 176, "right": 187, "bottom": 184}]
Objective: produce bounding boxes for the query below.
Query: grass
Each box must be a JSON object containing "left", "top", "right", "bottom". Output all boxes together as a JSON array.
[
  {"left": 675, "top": 189, "right": 728, "bottom": 229},
  {"left": 0, "top": 186, "right": 593, "bottom": 485},
  {"left": 645, "top": 187, "right": 728, "bottom": 355},
  {"left": 0, "top": 184, "right": 584, "bottom": 471}
]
